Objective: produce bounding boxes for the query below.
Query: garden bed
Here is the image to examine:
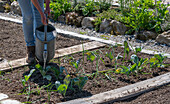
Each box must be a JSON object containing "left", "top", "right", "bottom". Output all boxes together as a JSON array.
[
  {"left": 0, "top": 44, "right": 169, "bottom": 103},
  {"left": 0, "top": 19, "right": 88, "bottom": 61}
]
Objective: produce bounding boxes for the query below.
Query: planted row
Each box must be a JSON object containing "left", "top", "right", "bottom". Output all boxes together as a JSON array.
[{"left": 20, "top": 40, "right": 169, "bottom": 100}]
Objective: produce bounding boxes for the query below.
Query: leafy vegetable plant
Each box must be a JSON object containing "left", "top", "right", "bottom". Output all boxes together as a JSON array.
[
  {"left": 149, "top": 54, "right": 167, "bottom": 68},
  {"left": 55, "top": 75, "right": 71, "bottom": 96},
  {"left": 72, "top": 76, "right": 88, "bottom": 90},
  {"left": 70, "top": 58, "right": 81, "bottom": 74},
  {"left": 35, "top": 64, "right": 52, "bottom": 81}
]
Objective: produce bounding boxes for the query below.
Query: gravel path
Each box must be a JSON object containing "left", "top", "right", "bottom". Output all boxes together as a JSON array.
[{"left": 0, "top": 12, "right": 169, "bottom": 54}]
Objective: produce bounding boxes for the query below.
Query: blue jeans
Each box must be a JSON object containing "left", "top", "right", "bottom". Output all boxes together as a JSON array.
[{"left": 18, "top": 0, "right": 44, "bottom": 46}]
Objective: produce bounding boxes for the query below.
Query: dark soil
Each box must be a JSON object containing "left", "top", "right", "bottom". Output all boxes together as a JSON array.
[
  {"left": 0, "top": 45, "right": 169, "bottom": 103},
  {"left": 0, "top": 19, "right": 88, "bottom": 61},
  {"left": 113, "top": 84, "right": 170, "bottom": 104}
]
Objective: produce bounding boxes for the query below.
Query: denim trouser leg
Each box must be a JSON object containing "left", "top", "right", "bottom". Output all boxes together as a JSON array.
[{"left": 18, "top": 0, "right": 44, "bottom": 46}]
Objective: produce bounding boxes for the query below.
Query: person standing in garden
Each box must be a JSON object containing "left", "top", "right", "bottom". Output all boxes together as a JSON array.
[{"left": 18, "top": 0, "right": 50, "bottom": 64}]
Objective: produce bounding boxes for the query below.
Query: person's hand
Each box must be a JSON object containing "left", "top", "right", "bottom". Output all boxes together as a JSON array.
[{"left": 41, "top": 13, "right": 48, "bottom": 25}]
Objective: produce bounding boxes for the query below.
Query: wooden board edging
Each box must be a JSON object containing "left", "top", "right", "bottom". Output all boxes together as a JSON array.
[{"left": 0, "top": 41, "right": 106, "bottom": 71}]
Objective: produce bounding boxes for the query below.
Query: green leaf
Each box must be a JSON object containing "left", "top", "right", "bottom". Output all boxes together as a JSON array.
[
  {"left": 87, "top": 52, "right": 96, "bottom": 62},
  {"left": 131, "top": 54, "right": 139, "bottom": 64},
  {"left": 138, "top": 58, "right": 148, "bottom": 68},
  {"left": 105, "top": 73, "right": 111, "bottom": 81},
  {"left": 59, "top": 66, "right": 65, "bottom": 74},
  {"left": 35, "top": 64, "right": 42, "bottom": 70},
  {"left": 123, "top": 41, "right": 130, "bottom": 59},
  {"left": 70, "top": 58, "right": 81, "bottom": 71},
  {"left": 135, "top": 46, "right": 142, "bottom": 53},
  {"left": 100, "top": 57, "right": 105, "bottom": 64},
  {"left": 105, "top": 52, "right": 114, "bottom": 60},
  {"left": 21, "top": 78, "right": 26, "bottom": 87},
  {"left": 43, "top": 75, "right": 52, "bottom": 81},
  {"left": 121, "top": 66, "right": 130, "bottom": 74},
  {"left": 124, "top": 41, "right": 129, "bottom": 50},
  {"left": 25, "top": 69, "right": 35, "bottom": 82},
  {"left": 35, "top": 64, "right": 47, "bottom": 76},
  {"left": 73, "top": 76, "right": 88, "bottom": 90},
  {"left": 154, "top": 54, "right": 162, "bottom": 60},
  {"left": 149, "top": 57, "right": 158, "bottom": 63},
  {"left": 130, "top": 63, "right": 137, "bottom": 72},
  {"left": 57, "top": 84, "right": 67, "bottom": 96},
  {"left": 50, "top": 67, "right": 60, "bottom": 78},
  {"left": 63, "top": 75, "right": 71, "bottom": 86}
]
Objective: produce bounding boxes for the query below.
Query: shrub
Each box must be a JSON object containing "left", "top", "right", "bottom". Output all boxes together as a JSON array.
[
  {"left": 120, "top": 0, "right": 169, "bottom": 34},
  {"left": 94, "top": 9, "right": 121, "bottom": 31},
  {"left": 49, "top": 0, "right": 72, "bottom": 21},
  {"left": 73, "top": 0, "right": 112, "bottom": 16}
]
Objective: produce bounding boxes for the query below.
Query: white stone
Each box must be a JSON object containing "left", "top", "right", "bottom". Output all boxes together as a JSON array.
[
  {"left": 156, "top": 30, "right": 170, "bottom": 46},
  {"left": 135, "top": 31, "right": 158, "bottom": 41},
  {"left": 81, "top": 17, "right": 95, "bottom": 29},
  {"left": 0, "top": 99, "right": 22, "bottom": 104},
  {"left": 110, "top": 20, "right": 127, "bottom": 35},
  {"left": 11, "top": 1, "right": 21, "bottom": 16},
  {"left": 99, "top": 19, "right": 112, "bottom": 33},
  {"left": 0, "top": 93, "right": 8, "bottom": 101}
]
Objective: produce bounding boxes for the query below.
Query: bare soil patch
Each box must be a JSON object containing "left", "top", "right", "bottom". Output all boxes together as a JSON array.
[
  {"left": 0, "top": 19, "right": 88, "bottom": 61},
  {"left": 113, "top": 84, "right": 170, "bottom": 104},
  {"left": 0, "top": 45, "right": 169, "bottom": 103}
]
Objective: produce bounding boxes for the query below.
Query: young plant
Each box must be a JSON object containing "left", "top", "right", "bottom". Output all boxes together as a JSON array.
[
  {"left": 87, "top": 50, "right": 100, "bottom": 78},
  {"left": 55, "top": 75, "right": 71, "bottom": 96},
  {"left": 20, "top": 69, "right": 35, "bottom": 100},
  {"left": 116, "top": 54, "right": 148, "bottom": 77},
  {"left": 70, "top": 58, "right": 81, "bottom": 74},
  {"left": 21, "top": 69, "right": 35, "bottom": 89},
  {"left": 123, "top": 40, "right": 130, "bottom": 62},
  {"left": 35, "top": 64, "right": 52, "bottom": 81},
  {"left": 130, "top": 54, "right": 148, "bottom": 71},
  {"left": 72, "top": 76, "right": 88, "bottom": 90},
  {"left": 149, "top": 54, "right": 167, "bottom": 68},
  {"left": 105, "top": 51, "right": 114, "bottom": 64}
]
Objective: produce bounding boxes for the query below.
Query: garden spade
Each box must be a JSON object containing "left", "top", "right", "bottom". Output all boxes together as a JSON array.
[{"left": 35, "top": 14, "right": 57, "bottom": 69}]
